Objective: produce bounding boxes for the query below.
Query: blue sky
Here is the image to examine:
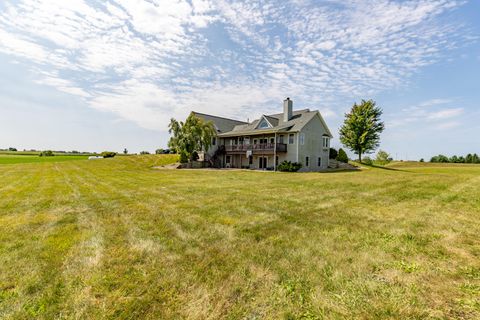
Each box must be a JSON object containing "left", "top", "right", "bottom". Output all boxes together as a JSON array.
[{"left": 0, "top": 0, "right": 479, "bottom": 159}]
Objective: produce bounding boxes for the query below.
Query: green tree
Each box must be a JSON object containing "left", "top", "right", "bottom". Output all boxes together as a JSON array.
[
  {"left": 336, "top": 148, "right": 349, "bottom": 163},
  {"left": 168, "top": 113, "right": 216, "bottom": 163},
  {"left": 473, "top": 153, "right": 479, "bottom": 164},
  {"left": 123, "top": 148, "right": 128, "bottom": 155},
  {"left": 155, "top": 149, "right": 164, "bottom": 154},
  {"left": 431, "top": 154, "right": 449, "bottom": 163},
  {"left": 39, "top": 150, "right": 54, "bottom": 157},
  {"left": 329, "top": 148, "right": 338, "bottom": 160},
  {"left": 376, "top": 150, "right": 391, "bottom": 165},
  {"left": 101, "top": 151, "right": 116, "bottom": 158},
  {"left": 339, "top": 100, "right": 385, "bottom": 162}
]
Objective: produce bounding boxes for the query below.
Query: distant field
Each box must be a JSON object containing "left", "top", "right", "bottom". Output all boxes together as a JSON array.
[
  {"left": 0, "top": 155, "right": 479, "bottom": 319},
  {"left": 0, "top": 154, "right": 89, "bottom": 165}
]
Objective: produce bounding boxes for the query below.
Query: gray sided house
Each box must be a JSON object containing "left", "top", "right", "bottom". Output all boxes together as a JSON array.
[{"left": 193, "top": 98, "right": 333, "bottom": 172}]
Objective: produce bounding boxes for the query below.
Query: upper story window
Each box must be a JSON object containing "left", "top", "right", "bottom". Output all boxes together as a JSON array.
[
  {"left": 322, "top": 136, "right": 329, "bottom": 149},
  {"left": 289, "top": 133, "right": 294, "bottom": 144},
  {"left": 300, "top": 133, "right": 305, "bottom": 145},
  {"left": 257, "top": 117, "right": 272, "bottom": 129},
  {"left": 212, "top": 137, "right": 216, "bottom": 146}
]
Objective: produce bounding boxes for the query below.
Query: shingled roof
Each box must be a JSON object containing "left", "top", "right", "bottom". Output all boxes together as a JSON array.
[
  {"left": 191, "top": 102, "right": 332, "bottom": 138},
  {"left": 217, "top": 109, "right": 332, "bottom": 137},
  {"left": 191, "top": 111, "right": 248, "bottom": 133}
]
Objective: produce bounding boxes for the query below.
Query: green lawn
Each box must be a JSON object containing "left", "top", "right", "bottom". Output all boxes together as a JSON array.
[
  {"left": 0, "top": 154, "right": 89, "bottom": 165},
  {"left": 0, "top": 155, "right": 479, "bottom": 319}
]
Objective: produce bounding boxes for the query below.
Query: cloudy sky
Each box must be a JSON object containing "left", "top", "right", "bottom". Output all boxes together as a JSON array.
[{"left": 0, "top": 0, "right": 479, "bottom": 159}]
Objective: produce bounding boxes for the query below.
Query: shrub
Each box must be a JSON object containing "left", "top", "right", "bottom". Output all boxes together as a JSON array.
[
  {"left": 179, "top": 151, "right": 189, "bottom": 164},
  {"left": 155, "top": 149, "right": 164, "bottom": 154},
  {"left": 420, "top": 158, "right": 424, "bottom": 162},
  {"left": 336, "top": 148, "right": 349, "bottom": 163},
  {"left": 140, "top": 151, "right": 150, "bottom": 155},
  {"left": 191, "top": 151, "right": 199, "bottom": 161},
  {"left": 277, "top": 160, "right": 302, "bottom": 172},
  {"left": 39, "top": 150, "right": 54, "bottom": 157},
  {"left": 431, "top": 154, "right": 449, "bottom": 163},
  {"left": 8, "top": 147, "right": 17, "bottom": 152},
  {"left": 101, "top": 151, "right": 116, "bottom": 158},
  {"left": 376, "top": 150, "right": 391, "bottom": 165},
  {"left": 362, "top": 156, "right": 373, "bottom": 165},
  {"left": 329, "top": 148, "right": 338, "bottom": 160}
]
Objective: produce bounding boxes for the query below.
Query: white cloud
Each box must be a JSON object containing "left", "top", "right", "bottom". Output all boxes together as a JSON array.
[
  {"left": 435, "top": 121, "right": 461, "bottom": 130},
  {"left": 427, "top": 108, "right": 464, "bottom": 120},
  {"left": 0, "top": 0, "right": 472, "bottom": 131}
]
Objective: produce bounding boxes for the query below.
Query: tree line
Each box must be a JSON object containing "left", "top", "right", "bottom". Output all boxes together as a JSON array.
[{"left": 430, "top": 154, "right": 480, "bottom": 164}]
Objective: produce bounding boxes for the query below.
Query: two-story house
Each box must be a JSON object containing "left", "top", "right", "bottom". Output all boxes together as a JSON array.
[{"left": 192, "top": 98, "right": 333, "bottom": 172}]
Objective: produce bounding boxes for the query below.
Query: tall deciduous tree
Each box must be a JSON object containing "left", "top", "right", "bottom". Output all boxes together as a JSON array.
[
  {"left": 168, "top": 113, "right": 216, "bottom": 163},
  {"left": 339, "top": 100, "right": 385, "bottom": 162}
]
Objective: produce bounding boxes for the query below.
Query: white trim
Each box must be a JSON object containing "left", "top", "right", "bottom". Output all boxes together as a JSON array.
[{"left": 296, "top": 132, "right": 299, "bottom": 162}]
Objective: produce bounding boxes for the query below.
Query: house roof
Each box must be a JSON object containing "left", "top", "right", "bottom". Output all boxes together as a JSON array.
[
  {"left": 191, "top": 111, "right": 248, "bottom": 133},
  {"left": 191, "top": 107, "right": 333, "bottom": 138},
  {"left": 218, "top": 109, "right": 333, "bottom": 137}
]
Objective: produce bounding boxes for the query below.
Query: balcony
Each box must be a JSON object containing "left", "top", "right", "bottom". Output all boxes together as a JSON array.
[{"left": 224, "top": 143, "right": 287, "bottom": 154}]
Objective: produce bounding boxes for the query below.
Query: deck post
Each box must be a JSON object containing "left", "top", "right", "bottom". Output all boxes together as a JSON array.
[{"left": 274, "top": 133, "right": 277, "bottom": 172}]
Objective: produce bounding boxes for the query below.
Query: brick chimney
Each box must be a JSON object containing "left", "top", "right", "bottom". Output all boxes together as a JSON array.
[{"left": 283, "top": 97, "right": 293, "bottom": 122}]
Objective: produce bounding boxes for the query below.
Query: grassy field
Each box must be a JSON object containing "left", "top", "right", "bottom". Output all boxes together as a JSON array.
[
  {"left": 0, "top": 154, "right": 89, "bottom": 165},
  {"left": 0, "top": 155, "right": 479, "bottom": 319}
]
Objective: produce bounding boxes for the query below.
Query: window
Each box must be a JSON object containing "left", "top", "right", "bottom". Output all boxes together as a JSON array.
[
  {"left": 258, "top": 118, "right": 270, "bottom": 129},
  {"left": 289, "top": 134, "right": 294, "bottom": 144},
  {"left": 322, "top": 136, "right": 329, "bottom": 149},
  {"left": 318, "top": 157, "right": 322, "bottom": 167},
  {"left": 253, "top": 139, "right": 257, "bottom": 145},
  {"left": 305, "top": 156, "right": 309, "bottom": 167},
  {"left": 226, "top": 156, "right": 231, "bottom": 164},
  {"left": 300, "top": 133, "right": 305, "bottom": 145},
  {"left": 248, "top": 155, "right": 253, "bottom": 165},
  {"left": 276, "top": 156, "right": 279, "bottom": 166},
  {"left": 279, "top": 135, "right": 284, "bottom": 144},
  {"left": 212, "top": 137, "right": 216, "bottom": 146},
  {"left": 270, "top": 137, "right": 275, "bottom": 144}
]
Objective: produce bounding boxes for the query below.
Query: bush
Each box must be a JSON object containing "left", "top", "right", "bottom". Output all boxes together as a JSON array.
[
  {"left": 140, "top": 151, "right": 150, "bottom": 155},
  {"left": 431, "top": 154, "right": 449, "bottom": 163},
  {"left": 101, "top": 151, "right": 116, "bottom": 158},
  {"left": 362, "top": 156, "right": 373, "bottom": 165},
  {"left": 155, "top": 149, "right": 164, "bottom": 154},
  {"left": 420, "top": 158, "right": 424, "bottom": 162},
  {"left": 329, "top": 148, "right": 338, "bottom": 160},
  {"left": 8, "top": 147, "right": 17, "bottom": 152},
  {"left": 179, "top": 151, "right": 189, "bottom": 164},
  {"left": 191, "top": 151, "right": 199, "bottom": 161},
  {"left": 39, "top": 150, "right": 54, "bottom": 157},
  {"left": 336, "top": 148, "right": 348, "bottom": 163},
  {"left": 375, "top": 150, "right": 391, "bottom": 165},
  {"left": 277, "top": 160, "right": 302, "bottom": 172}
]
